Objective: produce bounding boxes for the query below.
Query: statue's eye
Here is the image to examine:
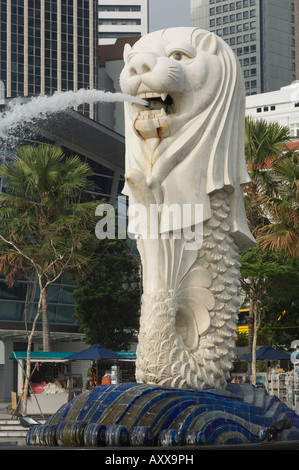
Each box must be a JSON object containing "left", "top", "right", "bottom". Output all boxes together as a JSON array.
[
  {"left": 173, "top": 52, "right": 183, "bottom": 61},
  {"left": 168, "top": 51, "right": 191, "bottom": 62},
  {"left": 166, "top": 44, "right": 196, "bottom": 62}
]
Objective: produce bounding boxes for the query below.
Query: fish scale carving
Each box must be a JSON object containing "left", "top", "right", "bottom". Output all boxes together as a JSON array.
[{"left": 135, "top": 190, "right": 241, "bottom": 390}]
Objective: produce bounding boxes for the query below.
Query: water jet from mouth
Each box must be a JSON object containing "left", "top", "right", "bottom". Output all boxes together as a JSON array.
[{"left": 0, "top": 88, "right": 148, "bottom": 138}]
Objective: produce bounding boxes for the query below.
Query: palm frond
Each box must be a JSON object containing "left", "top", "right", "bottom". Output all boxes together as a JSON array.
[{"left": 258, "top": 224, "right": 299, "bottom": 259}]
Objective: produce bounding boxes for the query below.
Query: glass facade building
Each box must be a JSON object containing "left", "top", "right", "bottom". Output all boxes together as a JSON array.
[
  {"left": 0, "top": 276, "right": 76, "bottom": 325},
  {"left": 0, "top": 0, "right": 98, "bottom": 118}
]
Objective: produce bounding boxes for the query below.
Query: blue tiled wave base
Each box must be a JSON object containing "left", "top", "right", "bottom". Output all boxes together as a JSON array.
[{"left": 26, "top": 382, "right": 299, "bottom": 447}]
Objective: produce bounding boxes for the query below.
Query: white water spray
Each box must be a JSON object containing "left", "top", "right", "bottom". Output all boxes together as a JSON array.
[{"left": 0, "top": 88, "right": 147, "bottom": 137}]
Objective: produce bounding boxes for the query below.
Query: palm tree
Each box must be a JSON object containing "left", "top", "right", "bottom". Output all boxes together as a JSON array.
[
  {"left": 0, "top": 144, "right": 97, "bottom": 351},
  {"left": 0, "top": 144, "right": 98, "bottom": 415},
  {"left": 244, "top": 117, "right": 291, "bottom": 236},
  {"left": 243, "top": 117, "right": 292, "bottom": 378},
  {"left": 257, "top": 152, "right": 299, "bottom": 260}
]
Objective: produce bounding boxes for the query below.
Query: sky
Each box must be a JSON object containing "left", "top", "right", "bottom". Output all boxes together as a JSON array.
[{"left": 148, "top": 0, "right": 191, "bottom": 32}]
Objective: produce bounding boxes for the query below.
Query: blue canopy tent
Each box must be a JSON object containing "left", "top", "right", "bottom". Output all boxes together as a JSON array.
[
  {"left": 66, "top": 344, "right": 122, "bottom": 386},
  {"left": 66, "top": 344, "right": 121, "bottom": 361},
  {"left": 238, "top": 345, "right": 290, "bottom": 361}
]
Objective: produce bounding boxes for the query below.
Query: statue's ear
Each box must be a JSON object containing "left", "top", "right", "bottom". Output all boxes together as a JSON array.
[
  {"left": 198, "top": 32, "right": 218, "bottom": 55},
  {"left": 123, "top": 43, "right": 132, "bottom": 63}
]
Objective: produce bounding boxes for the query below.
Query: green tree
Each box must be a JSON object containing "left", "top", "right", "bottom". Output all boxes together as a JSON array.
[
  {"left": 240, "top": 244, "right": 299, "bottom": 384},
  {"left": 0, "top": 144, "right": 97, "bottom": 415},
  {"left": 73, "top": 238, "right": 140, "bottom": 351},
  {"left": 261, "top": 297, "right": 299, "bottom": 349}
]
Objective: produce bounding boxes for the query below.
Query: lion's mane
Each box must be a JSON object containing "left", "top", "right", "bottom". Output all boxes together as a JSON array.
[{"left": 122, "top": 27, "right": 254, "bottom": 250}]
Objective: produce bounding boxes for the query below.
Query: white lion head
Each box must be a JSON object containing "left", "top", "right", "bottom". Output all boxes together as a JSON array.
[{"left": 120, "top": 28, "right": 254, "bottom": 250}]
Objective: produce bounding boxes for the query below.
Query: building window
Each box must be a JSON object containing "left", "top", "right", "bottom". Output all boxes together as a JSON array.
[
  {"left": 99, "top": 19, "right": 141, "bottom": 25},
  {"left": 290, "top": 123, "right": 299, "bottom": 136},
  {"left": 98, "top": 5, "right": 141, "bottom": 12},
  {"left": 98, "top": 32, "right": 140, "bottom": 38}
]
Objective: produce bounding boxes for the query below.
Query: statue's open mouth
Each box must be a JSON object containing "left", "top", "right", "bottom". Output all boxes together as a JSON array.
[{"left": 134, "top": 93, "right": 174, "bottom": 120}]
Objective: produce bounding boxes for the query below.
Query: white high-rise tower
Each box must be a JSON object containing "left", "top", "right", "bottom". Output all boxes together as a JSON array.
[{"left": 98, "top": 0, "right": 148, "bottom": 45}]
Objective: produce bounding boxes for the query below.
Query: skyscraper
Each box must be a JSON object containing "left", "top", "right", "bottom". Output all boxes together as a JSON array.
[
  {"left": 190, "top": 0, "right": 296, "bottom": 95},
  {"left": 98, "top": 0, "right": 148, "bottom": 45},
  {"left": 0, "top": 0, "right": 98, "bottom": 117}
]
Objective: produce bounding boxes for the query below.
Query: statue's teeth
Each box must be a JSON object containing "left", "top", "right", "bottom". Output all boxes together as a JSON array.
[
  {"left": 137, "top": 108, "right": 167, "bottom": 120},
  {"left": 161, "top": 93, "right": 167, "bottom": 101}
]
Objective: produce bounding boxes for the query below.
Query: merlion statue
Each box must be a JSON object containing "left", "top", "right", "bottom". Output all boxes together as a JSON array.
[{"left": 120, "top": 27, "right": 255, "bottom": 390}]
